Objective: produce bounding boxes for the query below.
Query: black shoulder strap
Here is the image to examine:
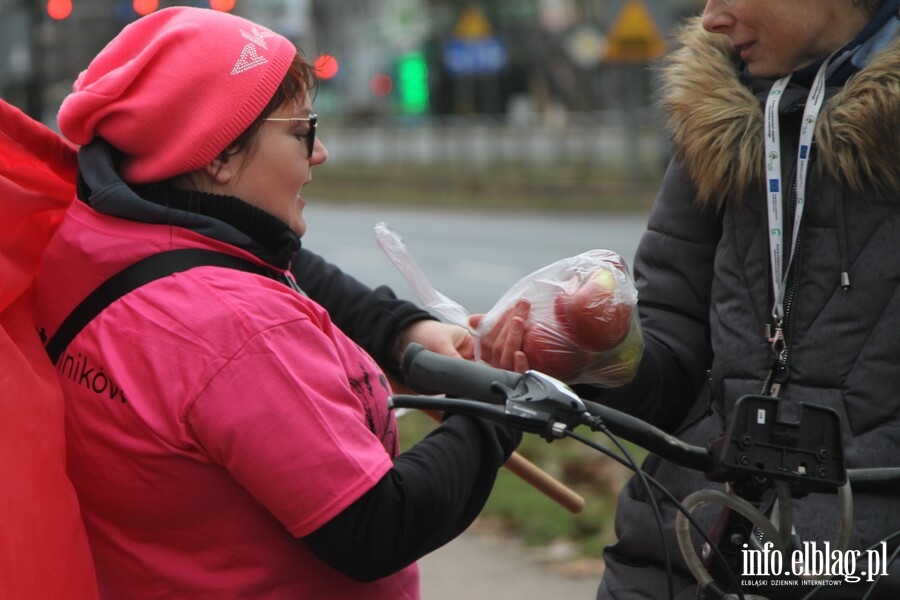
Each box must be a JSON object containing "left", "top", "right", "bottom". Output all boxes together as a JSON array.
[{"left": 45, "top": 248, "right": 268, "bottom": 365}]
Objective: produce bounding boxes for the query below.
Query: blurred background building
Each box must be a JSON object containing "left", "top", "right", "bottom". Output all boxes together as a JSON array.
[{"left": 1, "top": 0, "right": 708, "bottom": 208}]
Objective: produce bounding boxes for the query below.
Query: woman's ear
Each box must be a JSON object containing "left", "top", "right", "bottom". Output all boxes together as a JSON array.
[{"left": 203, "top": 156, "right": 234, "bottom": 184}]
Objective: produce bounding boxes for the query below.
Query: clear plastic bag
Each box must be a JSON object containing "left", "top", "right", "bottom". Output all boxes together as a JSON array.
[
  {"left": 374, "top": 224, "right": 642, "bottom": 387},
  {"left": 474, "top": 249, "right": 643, "bottom": 386}
]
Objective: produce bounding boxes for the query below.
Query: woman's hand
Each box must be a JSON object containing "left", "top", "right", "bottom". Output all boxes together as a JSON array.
[
  {"left": 393, "top": 320, "right": 475, "bottom": 364},
  {"left": 394, "top": 299, "right": 534, "bottom": 375},
  {"left": 468, "top": 299, "right": 531, "bottom": 373}
]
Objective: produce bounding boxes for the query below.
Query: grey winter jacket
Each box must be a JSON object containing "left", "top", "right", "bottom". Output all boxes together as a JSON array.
[{"left": 595, "top": 14, "right": 900, "bottom": 600}]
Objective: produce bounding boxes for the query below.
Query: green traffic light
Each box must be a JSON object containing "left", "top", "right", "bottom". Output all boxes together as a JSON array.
[{"left": 397, "top": 52, "right": 429, "bottom": 114}]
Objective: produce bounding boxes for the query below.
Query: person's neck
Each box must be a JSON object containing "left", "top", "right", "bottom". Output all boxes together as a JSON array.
[
  {"left": 806, "top": 5, "right": 870, "bottom": 62},
  {"left": 792, "top": 0, "right": 896, "bottom": 86}
]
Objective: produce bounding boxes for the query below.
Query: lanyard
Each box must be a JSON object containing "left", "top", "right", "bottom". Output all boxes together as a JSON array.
[{"left": 764, "top": 58, "right": 831, "bottom": 326}]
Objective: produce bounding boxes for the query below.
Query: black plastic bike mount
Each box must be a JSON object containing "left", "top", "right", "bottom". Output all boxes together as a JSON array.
[{"left": 706, "top": 394, "right": 846, "bottom": 495}]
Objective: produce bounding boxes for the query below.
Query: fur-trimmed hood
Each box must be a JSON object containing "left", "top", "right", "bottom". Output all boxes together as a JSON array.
[{"left": 658, "top": 16, "right": 900, "bottom": 207}]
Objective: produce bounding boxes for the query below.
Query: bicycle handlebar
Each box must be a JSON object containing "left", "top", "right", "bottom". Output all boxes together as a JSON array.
[
  {"left": 398, "top": 344, "right": 851, "bottom": 493},
  {"left": 401, "top": 342, "right": 523, "bottom": 403},
  {"left": 400, "top": 343, "right": 713, "bottom": 471},
  {"left": 580, "top": 399, "right": 715, "bottom": 472}
]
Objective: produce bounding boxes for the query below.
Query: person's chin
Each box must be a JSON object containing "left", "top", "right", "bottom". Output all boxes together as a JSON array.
[
  {"left": 745, "top": 59, "right": 789, "bottom": 80},
  {"left": 292, "top": 216, "right": 307, "bottom": 238}
]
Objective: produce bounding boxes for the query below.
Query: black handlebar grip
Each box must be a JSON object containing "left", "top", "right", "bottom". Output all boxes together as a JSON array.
[{"left": 401, "top": 343, "right": 523, "bottom": 404}]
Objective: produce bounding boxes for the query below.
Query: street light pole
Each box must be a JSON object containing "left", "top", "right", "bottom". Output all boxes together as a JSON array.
[{"left": 25, "top": 0, "right": 46, "bottom": 120}]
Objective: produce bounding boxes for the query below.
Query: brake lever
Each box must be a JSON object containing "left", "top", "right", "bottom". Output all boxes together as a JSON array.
[{"left": 498, "top": 370, "right": 590, "bottom": 441}]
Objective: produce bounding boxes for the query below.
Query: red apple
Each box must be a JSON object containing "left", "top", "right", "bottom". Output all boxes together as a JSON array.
[
  {"left": 522, "top": 321, "right": 589, "bottom": 383},
  {"left": 553, "top": 290, "right": 575, "bottom": 337},
  {"left": 562, "top": 267, "right": 634, "bottom": 352}
]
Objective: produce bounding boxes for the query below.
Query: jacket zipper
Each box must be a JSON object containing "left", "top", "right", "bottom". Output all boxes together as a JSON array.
[{"left": 765, "top": 178, "right": 802, "bottom": 397}]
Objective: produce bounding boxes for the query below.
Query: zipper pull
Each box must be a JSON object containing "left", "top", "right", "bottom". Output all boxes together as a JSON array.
[
  {"left": 768, "top": 323, "right": 785, "bottom": 356},
  {"left": 763, "top": 322, "right": 789, "bottom": 397}
]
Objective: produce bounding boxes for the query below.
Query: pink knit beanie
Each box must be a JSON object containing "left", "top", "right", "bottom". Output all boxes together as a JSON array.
[{"left": 57, "top": 7, "right": 296, "bottom": 184}]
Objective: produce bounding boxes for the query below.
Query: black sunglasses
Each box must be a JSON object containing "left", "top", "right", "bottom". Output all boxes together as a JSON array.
[{"left": 263, "top": 114, "right": 318, "bottom": 157}]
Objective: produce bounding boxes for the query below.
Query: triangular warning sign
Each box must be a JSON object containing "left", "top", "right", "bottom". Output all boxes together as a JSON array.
[
  {"left": 604, "top": 0, "right": 668, "bottom": 63},
  {"left": 454, "top": 5, "right": 494, "bottom": 40}
]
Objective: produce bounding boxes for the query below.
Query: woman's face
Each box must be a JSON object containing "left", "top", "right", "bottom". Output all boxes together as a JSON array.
[
  {"left": 701, "top": 0, "right": 871, "bottom": 78},
  {"left": 212, "top": 99, "right": 327, "bottom": 237}
]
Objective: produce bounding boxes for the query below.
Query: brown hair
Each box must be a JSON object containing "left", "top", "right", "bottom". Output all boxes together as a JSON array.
[{"left": 219, "top": 52, "right": 318, "bottom": 162}]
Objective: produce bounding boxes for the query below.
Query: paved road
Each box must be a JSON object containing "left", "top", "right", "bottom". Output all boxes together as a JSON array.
[
  {"left": 418, "top": 526, "right": 602, "bottom": 600},
  {"left": 301, "top": 202, "right": 648, "bottom": 315}
]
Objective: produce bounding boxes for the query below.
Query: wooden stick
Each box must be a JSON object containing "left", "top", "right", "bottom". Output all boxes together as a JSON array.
[
  {"left": 502, "top": 451, "right": 586, "bottom": 514},
  {"left": 420, "top": 409, "right": 585, "bottom": 514},
  {"left": 390, "top": 377, "right": 585, "bottom": 514}
]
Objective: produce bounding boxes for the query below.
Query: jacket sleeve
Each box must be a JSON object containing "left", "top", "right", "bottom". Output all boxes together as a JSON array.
[
  {"left": 301, "top": 413, "right": 521, "bottom": 582},
  {"left": 290, "top": 247, "right": 436, "bottom": 377},
  {"left": 575, "top": 160, "right": 722, "bottom": 431}
]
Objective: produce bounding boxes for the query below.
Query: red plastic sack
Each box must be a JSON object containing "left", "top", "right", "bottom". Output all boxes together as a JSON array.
[
  {"left": 0, "top": 99, "right": 99, "bottom": 599},
  {"left": 475, "top": 249, "right": 643, "bottom": 386}
]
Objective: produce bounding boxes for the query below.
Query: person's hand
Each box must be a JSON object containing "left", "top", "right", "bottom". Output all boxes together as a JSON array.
[
  {"left": 393, "top": 320, "right": 475, "bottom": 364},
  {"left": 468, "top": 299, "right": 531, "bottom": 373}
]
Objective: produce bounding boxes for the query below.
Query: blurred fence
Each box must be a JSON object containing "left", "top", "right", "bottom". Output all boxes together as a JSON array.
[
  {"left": 325, "top": 108, "right": 667, "bottom": 172},
  {"left": 314, "top": 108, "right": 669, "bottom": 211}
]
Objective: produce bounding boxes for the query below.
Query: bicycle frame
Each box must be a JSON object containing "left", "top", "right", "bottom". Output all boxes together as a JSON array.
[{"left": 390, "top": 344, "right": 900, "bottom": 600}]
